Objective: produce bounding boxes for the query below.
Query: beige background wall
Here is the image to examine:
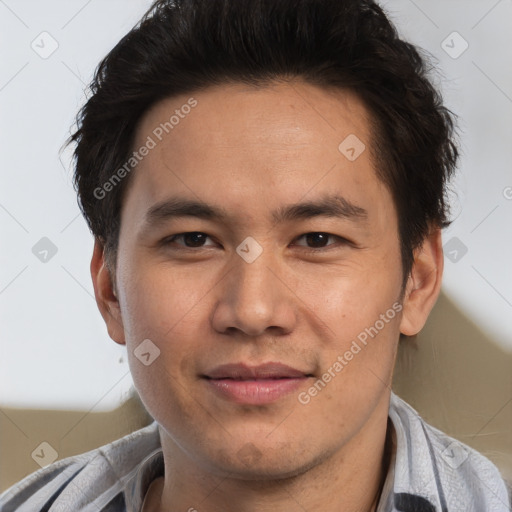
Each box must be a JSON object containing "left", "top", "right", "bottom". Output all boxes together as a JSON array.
[
  {"left": 0, "top": 393, "right": 153, "bottom": 492},
  {"left": 1, "top": 291, "right": 511, "bottom": 493},
  {"left": 393, "top": 292, "right": 512, "bottom": 482}
]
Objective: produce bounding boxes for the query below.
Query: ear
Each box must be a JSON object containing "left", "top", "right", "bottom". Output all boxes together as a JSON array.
[
  {"left": 400, "top": 227, "right": 444, "bottom": 336},
  {"left": 90, "top": 239, "right": 126, "bottom": 345}
]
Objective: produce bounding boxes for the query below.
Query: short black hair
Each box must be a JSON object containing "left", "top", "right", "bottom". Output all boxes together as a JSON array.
[{"left": 68, "top": 0, "right": 458, "bottom": 288}]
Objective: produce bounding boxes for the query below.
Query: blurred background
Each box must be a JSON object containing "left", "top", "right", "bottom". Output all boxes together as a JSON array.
[{"left": 1, "top": 0, "right": 511, "bottom": 493}]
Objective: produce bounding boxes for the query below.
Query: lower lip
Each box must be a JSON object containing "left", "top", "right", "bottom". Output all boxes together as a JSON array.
[{"left": 205, "top": 377, "right": 309, "bottom": 405}]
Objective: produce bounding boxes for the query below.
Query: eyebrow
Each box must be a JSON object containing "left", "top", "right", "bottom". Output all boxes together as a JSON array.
[{"left": 142, "top": 193, "right": 368, "bottom": 229}]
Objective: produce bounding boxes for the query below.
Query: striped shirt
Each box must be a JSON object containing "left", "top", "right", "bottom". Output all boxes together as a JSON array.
[{"left": 1, "top": 392, "right": 510, "bottom": 511}]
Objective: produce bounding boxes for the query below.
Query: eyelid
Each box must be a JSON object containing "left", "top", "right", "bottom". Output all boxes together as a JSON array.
[
  {"left": 164, "top": 232, "right": 218, "bottom": 248},
  {"left": 293, "top": 233, "right": 349, "bottom": 249},
  {"left": 162, "top": 231, "right": 351, "bottom": 251}
]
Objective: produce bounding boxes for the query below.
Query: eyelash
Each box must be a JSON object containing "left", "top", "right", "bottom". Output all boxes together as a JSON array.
[{"left": 162, "top": 232, "right": 351, "bottom": 253}]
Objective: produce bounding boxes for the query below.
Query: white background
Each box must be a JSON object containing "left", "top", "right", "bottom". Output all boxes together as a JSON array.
[{"left": 1, "top": 0, "right": 511, "bottom": 411}]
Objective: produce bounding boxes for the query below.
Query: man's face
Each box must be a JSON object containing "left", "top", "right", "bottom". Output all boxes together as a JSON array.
[{"left": 113, "top": 81, "right": 406, "bottom": 477}]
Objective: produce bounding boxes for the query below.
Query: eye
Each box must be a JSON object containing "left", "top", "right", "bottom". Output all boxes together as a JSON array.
[
  {"left": 293, "top": 232, "right": 348, "bottom": 250},
  {"left": 163, "top": 232, "right": 217, "bottom": 249},
  {"left": 162, "top": 231, "right": 350, "bottom": 252}
]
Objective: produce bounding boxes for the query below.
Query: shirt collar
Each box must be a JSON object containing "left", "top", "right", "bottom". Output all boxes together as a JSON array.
[
  {"left": 124, "top": 445, "right": 164, "bottom": 512},
  {"left": 377, "top": 392, "right": 445, "bottom": 512}
]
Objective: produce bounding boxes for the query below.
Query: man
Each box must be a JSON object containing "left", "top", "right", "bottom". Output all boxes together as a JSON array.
[{"left": 1, "top": 0, "right": 510, "bottom": 511}]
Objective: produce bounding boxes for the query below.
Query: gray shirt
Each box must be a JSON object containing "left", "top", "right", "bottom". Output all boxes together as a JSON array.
[{"left": 1, "top": 392, "right": 510, "bottom": 511}]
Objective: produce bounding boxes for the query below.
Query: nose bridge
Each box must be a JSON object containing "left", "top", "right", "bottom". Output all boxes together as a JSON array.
[
  {"left": 236, "top": 251, "right": 274, "bottom": 306},
  {"left": 212, "top": 241, "right": 297, "bottom": 336},
  {"left": 234, "top": 244, "right": 279, "bottom": 319}
]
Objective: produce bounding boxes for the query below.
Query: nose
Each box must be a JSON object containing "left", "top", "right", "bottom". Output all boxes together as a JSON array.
[{"left": 211, "top": 247, "right": 298, "bottom": 338}]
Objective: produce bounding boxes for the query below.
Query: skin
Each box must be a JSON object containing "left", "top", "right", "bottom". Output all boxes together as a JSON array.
[{"left": 91, "top": 81, "right": 443, "bottom": 512}]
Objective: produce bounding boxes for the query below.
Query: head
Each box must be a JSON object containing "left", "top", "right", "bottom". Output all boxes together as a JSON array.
[{"left": 71, "top": 0, "right": 457, "bottom": 481}]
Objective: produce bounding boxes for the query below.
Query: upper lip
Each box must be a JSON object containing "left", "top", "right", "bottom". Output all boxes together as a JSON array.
[{"left": 203, "top": 362, "right": 311, "bottom": 380}]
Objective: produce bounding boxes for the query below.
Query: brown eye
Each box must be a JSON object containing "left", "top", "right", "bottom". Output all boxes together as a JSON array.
[
  {"left": 165, "top": 232, "right": 215, "bottom": 248},
  {"left": 294, "top": 232, "right": 345, "bottom": 250},
  {"left": 305, "top": 233, "right": 330, "bottom": 248}
]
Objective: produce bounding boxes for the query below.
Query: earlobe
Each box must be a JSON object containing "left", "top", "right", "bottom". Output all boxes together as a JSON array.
[
  {"left": 399, "top": 228, "right": 444, "bottom": 336},
  {"left": 90, "top": 239, "right": 126, "bottom": 345}
]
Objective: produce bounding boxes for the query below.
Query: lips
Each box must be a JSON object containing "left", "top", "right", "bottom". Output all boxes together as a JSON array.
[
  {"left": 204, "top": 362, "right": 310, "bottom": 380},
  {"left": 202, "top": 362, "right": 313, "bottom": 405}
]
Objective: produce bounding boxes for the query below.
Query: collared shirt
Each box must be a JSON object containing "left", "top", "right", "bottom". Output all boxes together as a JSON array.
[{"left": 1, "top": 392, "right": 510, "bottom": 511}]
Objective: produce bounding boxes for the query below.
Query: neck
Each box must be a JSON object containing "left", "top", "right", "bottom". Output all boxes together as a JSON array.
[{"left": 152, "top": 401, "right": 394, "bottom": 512}]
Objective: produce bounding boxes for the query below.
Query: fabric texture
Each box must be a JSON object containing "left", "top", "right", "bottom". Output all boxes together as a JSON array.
[{"left": 0, "top": 392, "right": 510, "bottom": 511}]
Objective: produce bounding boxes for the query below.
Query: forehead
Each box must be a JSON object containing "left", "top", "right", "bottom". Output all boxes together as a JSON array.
[
  {"left": 136, "top": 80, "right": 371, "bottom": 157},
  {"left": 122, "top": 81, "right": 393, "bottom": 227}
]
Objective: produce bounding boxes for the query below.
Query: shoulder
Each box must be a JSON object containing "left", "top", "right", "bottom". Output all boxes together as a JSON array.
[
  {"left": 389, "top": 393, "right": 511, "bottom": 511},
  {"left": 0, "top": 421, "right": 160, "bottom": 512}
]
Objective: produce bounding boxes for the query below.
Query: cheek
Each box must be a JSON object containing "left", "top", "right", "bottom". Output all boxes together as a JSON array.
[
  {"left": 118, "top": 265, "right": 200, "bottom": 423},
  {"left": 302, "top": 264, "right": 402, "bottom": 335},
  {"left": 118, "top": 261, "right": 208, "bottom": 344},
  {"left": 301, "top": 259, "right": 402, "bottom": 392},
  {"left": 118, "top": 259, "right": 212, "bottom": 349}
]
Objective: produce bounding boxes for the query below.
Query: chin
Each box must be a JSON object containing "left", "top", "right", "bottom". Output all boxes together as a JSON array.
[{"left": 207, "top": 443, "right": 325, "bottom": 482}]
